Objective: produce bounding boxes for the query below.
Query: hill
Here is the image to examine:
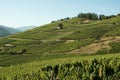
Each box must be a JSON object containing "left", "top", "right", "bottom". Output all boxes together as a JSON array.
[
  {"left": 0, "top": 15, "right": 120, "bottom": 55},
  {"left": 0, "top": 13, "right": 120, "bottom": 80},
  {"left": 17, "top": 25, "right": 36, "bottom": 31},
  {"left": 0, "top": 25, "right": 20, "bottom": 37}
]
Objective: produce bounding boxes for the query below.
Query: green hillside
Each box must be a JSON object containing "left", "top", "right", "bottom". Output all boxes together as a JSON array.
[
  {"left": 0, "top": 13, "right": 120, "bottom": 80},
  {"left": 0, "top": 15, "right": 120, "bottom": 54},
  {"left": 0, "top": 16, "right": 120, "bottom": 54}
]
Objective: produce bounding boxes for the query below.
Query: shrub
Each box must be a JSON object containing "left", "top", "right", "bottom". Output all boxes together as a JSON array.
[
  {"left": 18, "top": 49, "right": 27, "bottom": 54},
  {"left": 96, "top": 48, "right": 108, "bottom": 54},
  {"left": 109, "top": 42, "right": 120, "bottom": 53}
]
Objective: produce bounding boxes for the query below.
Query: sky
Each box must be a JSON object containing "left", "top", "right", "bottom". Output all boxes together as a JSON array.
[{"left": 0, "top": 0, "right": 120, "bottom": 28}]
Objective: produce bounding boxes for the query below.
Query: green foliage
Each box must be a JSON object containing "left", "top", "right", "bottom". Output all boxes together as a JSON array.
[
  {"left": 0, "top": 38, "right": 16, "bottom": 44},
  {"left": 0, "top": 13, "right": 120, "bottom": 55},
  {"left": 78, "top": 13, "right": 98, "bottom": 20},
  {"left": 99, "top": 15, "right": 106, "bottom": 20},
  {"left": 61, "top": 25, "right": 109, "bottom": 40},
  {"left": 58, "top": 23, "right": 63, "bottom": 29},
  {"left": 0, "top": 12, "right": 120, "bottom": 80},
  {"left": 104, "top": 25, "right": 120, "bottom": 36},
  {"left": 77, "top": 12, "right": 116, "bottom": 20},
  {"left": 0, "top": 53, "right": 120, "bottom": 80},
  {"left": 109, "top": 42, "right": 120, "bottom": 53},
  {"left": 96, "top": 48, "right": 108, "bottom": 54}
]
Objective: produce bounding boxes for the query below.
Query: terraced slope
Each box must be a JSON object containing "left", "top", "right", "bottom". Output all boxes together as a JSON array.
[{"left": 0, "top": 16, "right": 120, "bottom": 54}]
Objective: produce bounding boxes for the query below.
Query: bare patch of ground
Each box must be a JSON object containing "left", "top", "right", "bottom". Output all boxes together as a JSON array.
[
  {"left": 5, "top": 44, "right": 14, "bottom": 47},
  {"left": 72, "top": 36, "right": 120, "bottom": 54},
  {"left": 65, "top": 40, "right": 75, "bottom": 43}
]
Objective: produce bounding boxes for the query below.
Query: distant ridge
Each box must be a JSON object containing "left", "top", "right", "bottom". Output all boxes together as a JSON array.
[
  {"left": 17, "top": 26, "right": 36, "bottom": 31},
  {"left": 0, "top": 25, "right": 20, "bottom": 37}
]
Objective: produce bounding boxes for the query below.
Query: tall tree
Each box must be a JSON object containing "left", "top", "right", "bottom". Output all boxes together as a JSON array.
[{"left": 99, "top": 15, "right": 106, "bottom": 20}]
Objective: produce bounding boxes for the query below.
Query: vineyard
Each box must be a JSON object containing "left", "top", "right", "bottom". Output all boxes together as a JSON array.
[
  {"left": 0, "top": 53, "right": 120, "bottom": 80},
  {"left": 0, "top": 14, "right": 120, "bottom": 80}
]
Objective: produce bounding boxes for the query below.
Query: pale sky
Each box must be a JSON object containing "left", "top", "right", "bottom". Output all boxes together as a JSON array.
[{"left": 0, "top": 0, "right": 120, "bottom": 28}]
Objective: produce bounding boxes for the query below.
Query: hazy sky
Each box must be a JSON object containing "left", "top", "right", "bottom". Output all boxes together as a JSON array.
[{"left": 0, "top": 0, "right": 120, "bottom": 28}]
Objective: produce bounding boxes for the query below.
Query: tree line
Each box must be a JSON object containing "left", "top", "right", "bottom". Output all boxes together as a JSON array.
[
  {"left": 51, "top": 13, "right": 120, "bottom": 23},
  {"left": 77, "top": 12, "right": 120, "bottom": 20}
]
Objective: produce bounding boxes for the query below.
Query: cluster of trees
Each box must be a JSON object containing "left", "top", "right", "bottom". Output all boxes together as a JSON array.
[
  {"left": 51, "top": 17, "right": 70, "bottom": 23},
  {"left": 78, "top": 13, "right": 98, "bottom": 20},
  {"left": 77, "top": 12, "right": 120, "bottom": 20},
  {"left": 51, "top": 12, "right": 120, "bottom": 23}
]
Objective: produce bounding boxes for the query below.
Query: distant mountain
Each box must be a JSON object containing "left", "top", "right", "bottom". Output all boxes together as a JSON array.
[
  {"left": 17, "top": 26, "right": 36, "bottom": 31},
  {"left": 0, "top": 25, "right": 20, "bottom": 37}
]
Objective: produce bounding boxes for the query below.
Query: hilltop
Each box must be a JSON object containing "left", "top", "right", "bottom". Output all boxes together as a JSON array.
[{"left": 0, "top": 13, "right": 120, "bottom": 55}]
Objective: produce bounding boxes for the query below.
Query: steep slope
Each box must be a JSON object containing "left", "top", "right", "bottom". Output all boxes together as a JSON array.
[{"left": 0, "top": 16, "right": 120, "bottom": 54}]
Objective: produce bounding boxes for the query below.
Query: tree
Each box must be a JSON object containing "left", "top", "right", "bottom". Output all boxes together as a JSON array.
[
  {"left": 117, "top": 13, "right": 120, "bottom": 16},
  {"left": 78, "top": 13, "right": 98, "bottom": 20},
  {"left": 99, "top": 15, "right": 106, "bottom": 20},
  {"left": 64, "top": 17, "right": 70, "bottom": 20},
  {"left": 92, "top": 13, "right": 98, "bottom": 20},
  {"left": 58, "top": 23, "right": 63, "bottom": 29},
  {"left": 78, "top": 13, "right": 85, "bottom": 18},
  {"left": 18, "top": 49, "right": 27, "bottom": 54},
  {"left": 108, "top": 15, "right": 116, "bottom": 18}
]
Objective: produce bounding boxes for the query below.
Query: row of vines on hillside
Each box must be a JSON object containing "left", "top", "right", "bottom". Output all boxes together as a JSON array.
[{"left": 0, "top": 57, "right": 120, "bottom": 80}]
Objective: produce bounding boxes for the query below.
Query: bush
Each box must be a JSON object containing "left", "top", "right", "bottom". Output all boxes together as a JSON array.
[
  {"left": 109, "top": 42, "right": 120, "bottom": 53},
  {"left": 18, "top": 49, "right": 27, "bottom": 54},
  {"left": 96, "top": 48, "right": 108, "bottom": 54},
  {"left": 58, "top": 23, "right": 63, "bottom": 29},
  {"left": 9, "top": 51, "right": 17, "bottom": 55}
]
